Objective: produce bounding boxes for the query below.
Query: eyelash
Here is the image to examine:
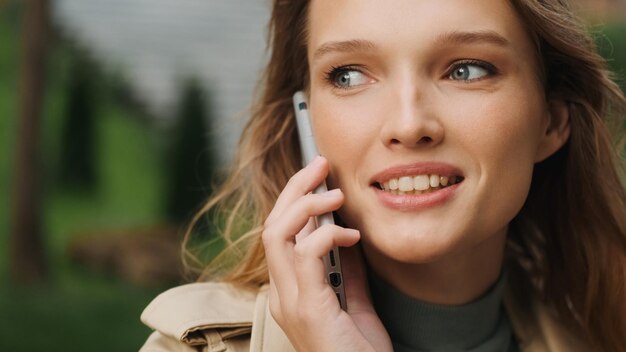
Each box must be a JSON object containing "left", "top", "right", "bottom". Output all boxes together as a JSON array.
[
  {"left": 323, "top": 64, "right": 364, "bottom": 89},
  {"left": 445, "top": 59, "right": 498, "bottom": 81},
  {"left": 323, "top": 59, "right": 498, "bottom": 89}
]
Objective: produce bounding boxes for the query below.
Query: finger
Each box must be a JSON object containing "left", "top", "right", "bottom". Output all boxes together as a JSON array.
[
  {"left": 264, "top": 239, "right": 297, "bottom": 305},
  {"left": 269, "top": 189, "right": 344, "bottom": 244},
  {"left": 265, "top": 156, "right": 328, "bottom": 225},
  {"left": 293, "top": 225, "right": 360, "bottom": 306},
  {"left": 295, "top": 216, "right": 317, "bottom": 243},
  {"left": 266, "top": 216, "right": 313, "bottom": 311},
  {"left": 263, "top": 192, "right": 343, "bottom": 298}
]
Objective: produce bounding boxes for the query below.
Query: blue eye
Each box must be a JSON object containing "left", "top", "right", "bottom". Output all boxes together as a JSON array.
[
  {"left": 326, "top": 66, "right": 370, "bottom": 89},
  {"left": 448, "top": 62, "right": 493, "bottom": 81}
]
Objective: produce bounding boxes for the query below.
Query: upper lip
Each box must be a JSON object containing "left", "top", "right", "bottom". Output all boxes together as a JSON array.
[{"left": 369, "top": 161, "right": 465, "bottom": 185}]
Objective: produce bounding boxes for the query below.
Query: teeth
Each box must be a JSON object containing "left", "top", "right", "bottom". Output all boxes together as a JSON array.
[
  {"left": 429, "top": 175, "right": 440, "bottom": 188},
  {"left": 378, "top": 174, "right": 462, "bottom": 194},
  {"left": 398, "top": 176, "right": 413, "bottom": 192},
  {"left": 413, "top": 175, "right": 430, "bottom": 191}
]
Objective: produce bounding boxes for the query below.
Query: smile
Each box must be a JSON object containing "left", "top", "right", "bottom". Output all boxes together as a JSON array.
[{"left": 374, "top": 174, "right": 464, "bottom": 195}]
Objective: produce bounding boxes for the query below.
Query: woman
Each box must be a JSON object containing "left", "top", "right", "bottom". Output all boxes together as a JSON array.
[{"left": 140, "top": 0, "right": 626, "bottom": 351}]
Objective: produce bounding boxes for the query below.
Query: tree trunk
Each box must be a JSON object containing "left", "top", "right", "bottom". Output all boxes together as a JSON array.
[{"left": 10, "top": 0, "right": 49, "bottom": 284}]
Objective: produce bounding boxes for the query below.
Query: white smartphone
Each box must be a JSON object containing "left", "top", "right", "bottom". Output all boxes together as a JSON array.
[{"left": 292, "top": 91, "right": 347, "bottom": 311}]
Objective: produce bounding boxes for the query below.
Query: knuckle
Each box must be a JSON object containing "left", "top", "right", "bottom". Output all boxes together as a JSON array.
[
  {"left": 293, "top": 195, "right": 312, "bottom": 212},
  {"left": 261, "top": 227, "right": 274, "bottom": 247},
  {"left": 293, "top": 243, "right": 309, "bottom": 264},
  {"left": 286, "top": 169, "right": 306, "bottom": 189},
  {"left": 295, "top": 195, "right": 324, "bottom": 216},
  {"left": 316, "top": 224, "right": 335, "bottom": 242}
]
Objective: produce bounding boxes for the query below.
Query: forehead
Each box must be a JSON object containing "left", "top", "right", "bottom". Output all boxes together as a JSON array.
[{"left": 307, "top": 0, "right": 535, "bottom": 59}]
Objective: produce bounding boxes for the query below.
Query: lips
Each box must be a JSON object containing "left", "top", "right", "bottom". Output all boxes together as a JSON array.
[
  {"left": 369, "top": 161, "right": 464, "bottom": 210},
  {"left": 370, "top": 162, "right": 464, "bottom": 190},
  {"left": 374, "top": 174, "right": 464, "bottom": 194}
]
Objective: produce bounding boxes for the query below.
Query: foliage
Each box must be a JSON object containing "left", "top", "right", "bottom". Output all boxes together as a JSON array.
[
  {"left": 595, "top": 22, "right": 626, "bottom": 92},
  {"left": 164, "top": 79, "right": 216, "bottom": 223},
  {"left": 0, "top": 0, "right": 21, "bottom": 280},
  {"left": 0, "top": 4, "right": 165, "bottom": 351},
  {"left": 57, "top": 49, "right": 99, "bottom": 191}
]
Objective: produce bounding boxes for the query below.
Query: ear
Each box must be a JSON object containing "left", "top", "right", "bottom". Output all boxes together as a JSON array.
[{"left": 534, "top": 98, "right": 570, "bottom": 162}]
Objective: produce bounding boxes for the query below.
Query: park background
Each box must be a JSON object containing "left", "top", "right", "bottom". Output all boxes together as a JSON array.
[{"left": 1, "top": 1, "right": 625, "bottom": 351}]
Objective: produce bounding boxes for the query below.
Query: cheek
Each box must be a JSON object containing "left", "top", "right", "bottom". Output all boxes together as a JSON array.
[
  {"left": 455, "top": 92, "right": 545, "bottom": 224},
  {"left": 312, "top": 97, "right": 379, "bottom": 149},
  {"left": 310, "top": 96, "right": 380, "bottom": 184},
  {"left": 451, "top": 83, "right": 545, "bottom": 168}
]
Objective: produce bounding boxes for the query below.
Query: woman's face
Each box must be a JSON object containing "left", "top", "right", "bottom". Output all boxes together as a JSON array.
[{"left": 307, "top": 0, "right": 555, "bottom": 264}]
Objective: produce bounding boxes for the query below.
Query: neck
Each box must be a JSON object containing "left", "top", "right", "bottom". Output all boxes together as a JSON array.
[{"left": 363, "top": 229, "right": 507, "bottom": 305}]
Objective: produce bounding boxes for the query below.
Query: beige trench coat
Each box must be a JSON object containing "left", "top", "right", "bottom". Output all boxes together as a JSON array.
[{"left": 139, "top": 282, "right": 587, "bottom": 352}]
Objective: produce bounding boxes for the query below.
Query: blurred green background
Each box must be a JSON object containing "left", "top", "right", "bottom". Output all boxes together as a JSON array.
[
  {"left": 1, "top": 1, "right": 222, "bottom": 351},
  {"left": 1, "top": 1, "right": 625, "bottom": 351}
]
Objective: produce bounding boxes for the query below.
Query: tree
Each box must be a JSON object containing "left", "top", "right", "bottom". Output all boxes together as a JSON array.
[
  {"left": 58, "top": 51, "right": 98, "bottom": 190},
  {"left": 10, "top": 0, "right": 49, "bottom": 284},
  {"left": 165, "top": 79, "right": 215, "bottom": 223}
]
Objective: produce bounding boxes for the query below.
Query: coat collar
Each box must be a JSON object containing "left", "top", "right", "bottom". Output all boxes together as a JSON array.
[
  {"left": 141, "top": 282, "right": 256, "bottom": 346},
  {"left": 142, "top": 281, "right": 588, "bottom": 352}
]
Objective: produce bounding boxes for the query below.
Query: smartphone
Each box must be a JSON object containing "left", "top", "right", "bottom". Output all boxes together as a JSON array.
[{"left": 292, "top": 91, "right": 347, "bottom": 311}]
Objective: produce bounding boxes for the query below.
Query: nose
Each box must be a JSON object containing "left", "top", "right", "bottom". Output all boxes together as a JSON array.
[{"left": 380, "top": 83, "right": 444, "bottom": 149}]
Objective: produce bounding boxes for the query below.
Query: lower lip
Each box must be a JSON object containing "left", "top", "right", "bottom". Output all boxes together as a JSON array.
[{"left": 372, "top": 182, "right": 462, "bottom": 211}]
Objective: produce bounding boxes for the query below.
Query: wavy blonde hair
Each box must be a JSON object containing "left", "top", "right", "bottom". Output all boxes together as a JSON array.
[{"left": 183, "top": 0, "right": 626, "bottom": 350}]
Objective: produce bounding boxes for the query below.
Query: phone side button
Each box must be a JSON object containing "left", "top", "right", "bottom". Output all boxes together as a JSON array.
[
  {"left": 329, "top": 250, "right": 336, "bottom": 267},
  {"left": 329, "top": 272, "right": 342, "bottom": 287}
]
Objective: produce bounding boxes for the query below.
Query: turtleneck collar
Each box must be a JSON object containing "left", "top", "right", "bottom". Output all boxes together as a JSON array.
[{"left": 369, "top": 271, "right": 516, "bottom": 351}]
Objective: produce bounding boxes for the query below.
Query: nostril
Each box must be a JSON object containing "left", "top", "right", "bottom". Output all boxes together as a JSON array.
[{"left": 418, "top": 136, "right": 433, "bottom": 144}]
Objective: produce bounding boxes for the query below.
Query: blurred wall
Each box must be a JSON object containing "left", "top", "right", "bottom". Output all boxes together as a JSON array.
[
  {"left": 53, "top": 0, "right": 270, "bottom": 165},
  {"left": 51, "top": 0, "right": 625, "bottom": 167}
]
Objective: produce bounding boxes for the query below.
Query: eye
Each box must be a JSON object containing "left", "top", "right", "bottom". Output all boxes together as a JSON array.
[
  {"left": 325, "top": 66, "right": 370, "bottom": 89},
  {"left": 447, "top": 61, "right": 495, "bottom": 82}
]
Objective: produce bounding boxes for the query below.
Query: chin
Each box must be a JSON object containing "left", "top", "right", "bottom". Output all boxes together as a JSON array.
[{"left": 361, "top": 224, "right": 464, "bottom": 264}]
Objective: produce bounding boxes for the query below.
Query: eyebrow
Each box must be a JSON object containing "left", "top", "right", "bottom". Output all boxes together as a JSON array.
[
  {"left": 313, "top": 39, "right": 376, "bottom": 60},
  {"left": 312, "top": 30, "right": 510, "bottom": 61},
  {"left": 434, "top": 30, "right": 510, "bottom": 47}
]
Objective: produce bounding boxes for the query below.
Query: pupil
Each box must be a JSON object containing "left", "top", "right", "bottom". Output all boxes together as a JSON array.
[
  {"left": 455, "top": 66, "right": 468, "bottom": 79},
  {"left": 339, "top": 73, "right": 350, "bottom": 86}
]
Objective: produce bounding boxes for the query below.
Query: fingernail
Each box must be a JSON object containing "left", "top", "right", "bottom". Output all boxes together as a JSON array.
[{"left": 322, "top": 188, "right": 342, "bottom": 197}]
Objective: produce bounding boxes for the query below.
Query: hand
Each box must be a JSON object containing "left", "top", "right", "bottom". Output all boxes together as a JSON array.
[{"left": 262, "top": 156, "right": 392, "bottom": 352}]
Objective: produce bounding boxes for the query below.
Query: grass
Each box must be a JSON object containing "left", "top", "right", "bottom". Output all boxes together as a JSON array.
[{"left": 0, "top": 269, "right": 159, "bottom": 352}]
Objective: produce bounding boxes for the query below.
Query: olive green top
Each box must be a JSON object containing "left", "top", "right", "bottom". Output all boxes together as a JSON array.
[{"left": 369, "top": 272, "right": 518, "bottom": 352}]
